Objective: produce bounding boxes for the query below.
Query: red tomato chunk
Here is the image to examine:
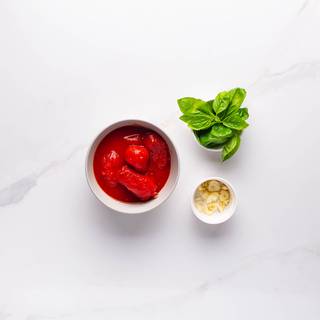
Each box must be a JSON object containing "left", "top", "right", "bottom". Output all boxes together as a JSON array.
[
  {"left": 125, "top": 145, "right": 149, "bottom": 173},
  {"left": 118, "top": 165, "right": 157, "bottom": 201},
  {"left": 100, "top": 150, "right": 123, "bottom": 187},
  {"left": 93, "top": 126, "right": 171, "bottom": 203},
  {"left": 143, "top": 133, "right": 170, "bottom": 169}
]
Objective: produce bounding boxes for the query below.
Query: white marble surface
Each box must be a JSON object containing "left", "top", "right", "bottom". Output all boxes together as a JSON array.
[{"left": 1, "top": 0, "right": 320, "bottom": 319}]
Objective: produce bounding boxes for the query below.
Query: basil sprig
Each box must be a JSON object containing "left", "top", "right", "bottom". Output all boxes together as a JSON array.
[{"left": 178, "top": 88, "right": 249, "bottom": 161}]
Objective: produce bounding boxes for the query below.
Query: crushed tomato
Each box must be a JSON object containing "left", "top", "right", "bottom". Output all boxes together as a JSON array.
[{"left": 93, "top": 126, "right": 171, "bottom": 202}]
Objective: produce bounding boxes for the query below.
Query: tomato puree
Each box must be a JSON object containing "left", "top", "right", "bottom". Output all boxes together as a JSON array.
[{"left": 93, "top": 126, "right": 171, "bottom": 202}]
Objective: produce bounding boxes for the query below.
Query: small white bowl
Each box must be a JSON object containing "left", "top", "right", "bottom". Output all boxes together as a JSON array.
[
  {"left": 191, "top": 177, "right": 237, "bottom": 224},
  {"left": 86, "top": 119, "right": 180, "bottom": 214}
]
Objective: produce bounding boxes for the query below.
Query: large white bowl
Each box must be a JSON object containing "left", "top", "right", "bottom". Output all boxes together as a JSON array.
[{"left": 86, "top": 119, "right": 180, "bottom": 214}]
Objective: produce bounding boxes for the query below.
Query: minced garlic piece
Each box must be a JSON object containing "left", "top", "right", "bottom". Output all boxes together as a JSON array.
[{"left": 194, "top": 180, "right": 230, "bottom": 215}]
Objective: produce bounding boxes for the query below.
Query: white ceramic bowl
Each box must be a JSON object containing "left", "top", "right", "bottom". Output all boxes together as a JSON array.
[
  {"left": 191, "top": 177, "right": 237, "bottom": 224},
  {"left": 86, "top": 119, "right": 180, "bottom": 214}
]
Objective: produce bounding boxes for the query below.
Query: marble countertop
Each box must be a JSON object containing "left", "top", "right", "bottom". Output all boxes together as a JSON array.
[{"left": 1, "top": 0, "right": 320, "bottom": 319}]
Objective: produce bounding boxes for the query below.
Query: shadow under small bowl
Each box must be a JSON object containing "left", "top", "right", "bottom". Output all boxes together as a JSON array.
[
  {"left": 191, "top": 177, "right": 237, "bottom": 224},
  {"left": 86, "top": 119, "right": 180, "bottom": 214}
]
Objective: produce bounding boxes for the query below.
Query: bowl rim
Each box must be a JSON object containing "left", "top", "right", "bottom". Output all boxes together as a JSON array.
[
  {"left": 85, "top": 119, "right": 180, "bottom": 214},
  {"left": 191, "top": 176, "right": 237, "bottom": 224}
]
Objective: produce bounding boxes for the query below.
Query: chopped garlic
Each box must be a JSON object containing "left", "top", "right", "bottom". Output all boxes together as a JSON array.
[
  {"left": 208, "top": 180, "right": 221, "bottom": 192},
  {"left": 207, "top": 202, "right": 217, "bottom": 212},
  {"left": 194, "top": 180, "right": 230, "bottom": 215},
  {"left": 207, "top": 193, "right": 219, "bottom": 204},
  {"left": 219, "top": 190, "right": 230, "bottom": 201}
]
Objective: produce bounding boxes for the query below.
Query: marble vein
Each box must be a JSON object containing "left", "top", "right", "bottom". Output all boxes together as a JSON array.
[
  {"left": 262, "top": 61, "right": 320, "bottom": 79},
  {"left": 9, "top": 245, "right": 320, "bottom": 320},
  {"left": 0, "top": 145, "right": 86, "bottom": 208},
  {"left": 250, "top": 60, "right": 320, "bottom": 94},
  {"left": 297, "top": 0, "right": 310, "bottom": 15},
  {"left": 0, "top": 174, "right": 38, "bottom": 207},
  {"left": 204, "top": 245, "right": 320, "bottom": 289}
]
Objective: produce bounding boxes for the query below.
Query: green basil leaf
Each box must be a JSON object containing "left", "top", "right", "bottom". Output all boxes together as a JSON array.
[
  {"left": 198, "top": 132, "right": 229, "bottom": 147},
  {"left": 212, "top": 91, "right": 230, "bottom": 115},
  {"left": 222, "top": 135, "right": 241, "bottom": 161},
  {"left": 210, "top": 123, "right": 233, "bottom": 138},
  {"left": 195, "top": 101, "right": 214, "bottom": 115},
  {"left": 230, "top": 88, "right": 246, "bottom": 108},
  {"left": 180, "top": 112, "right": 214, "bottom": 130},
  {"left": 237, "top": 107, "right": 249, "bottom": 120},
  {"left": 195, "top": 129, "right": 224, "bottom": 149},
  {"left": 206, "top": 99, "right": 214, "bottom": 113},
  {"left": 177, "top": 98, "right": 210, "bottom": 114},
  {"left": 207, "top": 143, "right": 225, "bottom": 149},
  {"left": 222, "top": 88, "right": 247, "bottom": 119},
  {"left": 223, "top": 113, "right": 249, "bottom": 130},
  {"left": 195, "top": 127, "right": 231, "bottom": 147}
]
